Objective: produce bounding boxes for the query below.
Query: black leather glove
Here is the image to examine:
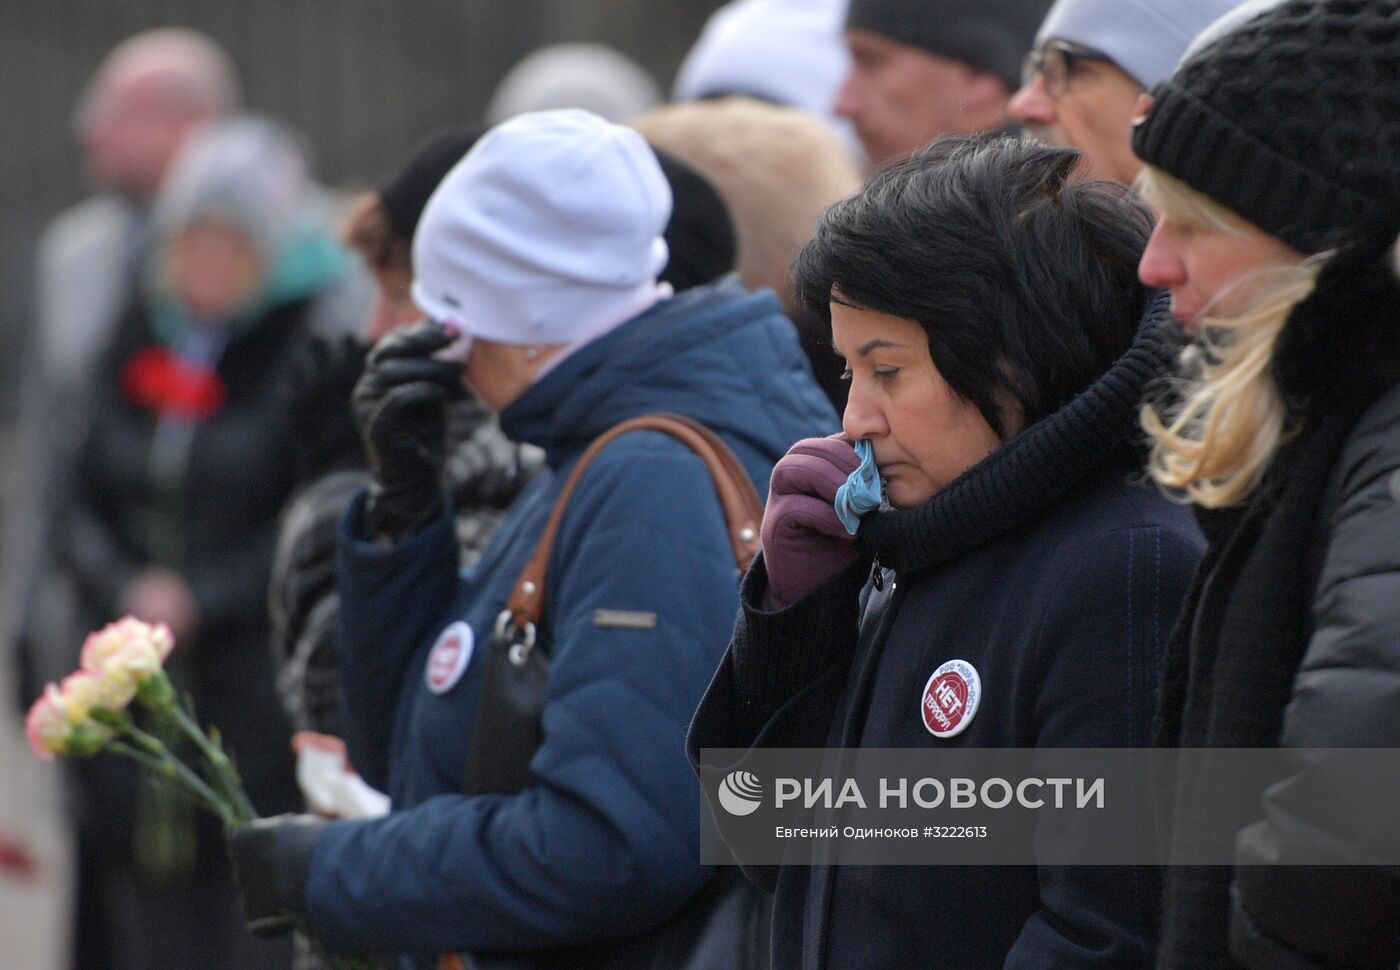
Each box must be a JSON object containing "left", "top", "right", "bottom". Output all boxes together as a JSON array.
[
  {"left": 352, "top": 320, "right": 466, "bottom": 542},
  {"left": 227, "top": 814, "right": 328, "bottom": 935}
]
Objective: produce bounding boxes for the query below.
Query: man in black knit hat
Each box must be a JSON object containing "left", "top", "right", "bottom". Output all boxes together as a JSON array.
[{"left": 837, "top": 0, "right": 1051, "bottom": 166}]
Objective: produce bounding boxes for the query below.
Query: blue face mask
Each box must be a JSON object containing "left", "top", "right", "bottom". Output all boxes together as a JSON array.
[{"left": 834, "top": 439, "right": 882, "bottom": 535}]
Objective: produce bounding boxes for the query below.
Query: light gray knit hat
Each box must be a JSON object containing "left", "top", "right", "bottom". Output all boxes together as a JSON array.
[{"left": 1034, "top": 0, "right": 1253, "bottom": 88}]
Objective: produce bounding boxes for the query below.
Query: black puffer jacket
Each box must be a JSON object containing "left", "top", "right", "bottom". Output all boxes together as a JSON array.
[
  {"left": 1229, "top": 383, "right": 1400, "bottom": 968},
  {"left": 1155, "top": 247, "right": 1400, "bottom": 969}
]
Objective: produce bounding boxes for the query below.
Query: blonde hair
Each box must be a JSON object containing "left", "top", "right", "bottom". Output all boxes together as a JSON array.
[{"left": 1137, "top": 167, "right": 1325, "bottom": 509}]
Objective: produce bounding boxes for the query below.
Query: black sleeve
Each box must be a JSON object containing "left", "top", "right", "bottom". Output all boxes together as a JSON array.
[
  {"left": 690, "top": 552, "right": 867, "bottom": 750},
  {"left": 687, "top": 553, "right": 868, "bottom": 890},
  {"left": 269, "top": 470, "right": 367, "bottom": 733},
  {"left": 56, "top": 302, "right": 154, "bottom": 619},
  {"left": 1230, "top": 392, "right": 1400, "bottom": 969},
  {"left": 60, "top": 451, "right": 142, "bottom": 619}
]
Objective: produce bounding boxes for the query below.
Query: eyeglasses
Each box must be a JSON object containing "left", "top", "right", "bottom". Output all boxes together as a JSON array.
[{"left": 1021, "top": 41, "right": 1114, "bottom": 99}]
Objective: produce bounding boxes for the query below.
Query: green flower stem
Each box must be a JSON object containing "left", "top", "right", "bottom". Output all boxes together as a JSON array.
[
  {"left": 104, "top": 703, "right": 369, "bottom": 968},
  {"left": 165, "top": 701, "right": 257, "bottom": 825},
  {"left": 108, "top": 740, "right": 178, "bottom": 779},
  {"left": 122, "top": 721, "right": 237, "bottom": 828}
]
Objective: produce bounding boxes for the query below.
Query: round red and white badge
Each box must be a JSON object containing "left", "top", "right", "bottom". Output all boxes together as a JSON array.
[
  {"left": 920, "top": 659, "right": 981, "bottom": 738},
  {"left": 425, "top": 622, "right": 474, "bottom": 695}
]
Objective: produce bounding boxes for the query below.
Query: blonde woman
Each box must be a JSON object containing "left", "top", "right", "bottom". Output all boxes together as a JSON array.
[{"left": 1130, "top": 1, "right": 1400, "bottom": 967}]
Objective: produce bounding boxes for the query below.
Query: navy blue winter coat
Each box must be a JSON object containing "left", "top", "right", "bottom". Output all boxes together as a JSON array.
[
  {"left": 690, "top": 296, "right": 1206, "bottom": 969},
  {"left": 306, "top": 279, "right": 838, "bottom": 966}
]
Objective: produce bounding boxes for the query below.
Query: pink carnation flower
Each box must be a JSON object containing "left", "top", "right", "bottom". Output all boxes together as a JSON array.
[
  {"left": 25, "top": 684, "right": 69, "bottom": 762},
  {"left": 57, "top": 671, "right": 103, "bottom": 722},
  {"left": 79, "top": 618, "right": 174, "bottom": 710}
]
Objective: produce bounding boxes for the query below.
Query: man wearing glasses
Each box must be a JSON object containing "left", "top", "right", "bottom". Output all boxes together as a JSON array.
[{"left": 1011, "top": 0, "right": 1252, "bottom": 184}]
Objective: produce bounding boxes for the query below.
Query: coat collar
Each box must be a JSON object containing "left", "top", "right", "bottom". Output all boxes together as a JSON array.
[{"left": 858, "top": 291, "right": 1181, "bottom": 575}]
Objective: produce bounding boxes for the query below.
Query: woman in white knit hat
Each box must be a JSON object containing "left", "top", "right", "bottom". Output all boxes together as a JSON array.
[{"left": 229, "top": 108, "right": 837, "bottom": 969}]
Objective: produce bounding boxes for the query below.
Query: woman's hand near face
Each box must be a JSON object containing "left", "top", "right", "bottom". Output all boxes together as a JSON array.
[
  {"left": 761, "top": 435, "right": 864, "bottom": 611},
  {"left": 353, "top": 320, "right": 466, "bottom": 543}
]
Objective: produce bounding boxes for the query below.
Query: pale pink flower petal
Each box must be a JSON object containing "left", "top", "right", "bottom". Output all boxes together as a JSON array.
[
  {"left": 88, "top": 657, "right": 139, "bottom": 711},
  {"left": 57, "top": 671, "right": 103, "bottom": 723},
  {"left": 79, "top": 617, "right": 174, "bottom": 699},
  {"left": 25, "top": 685, "right": 69, "bottom": 762}
]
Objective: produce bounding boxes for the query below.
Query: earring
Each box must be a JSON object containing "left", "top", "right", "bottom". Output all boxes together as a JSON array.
[{"left": 524, "top": 346, "right": 540, "bottom": 360}]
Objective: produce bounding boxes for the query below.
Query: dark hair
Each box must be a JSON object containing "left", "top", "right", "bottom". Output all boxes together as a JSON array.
[
  {"left": 651, "top": 147, "right": 737, "bottom": 292},
  {"left": 345, "top": 127, "right": 485, "bottom": 273},
  {"left": 792, "top": 134, "right": 1153, "bottom": 437}
]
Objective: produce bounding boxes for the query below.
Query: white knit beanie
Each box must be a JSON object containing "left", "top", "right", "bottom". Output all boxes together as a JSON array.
[
  {"left": 412, "top": 109, "right": 673, "bottom": 346},
  {"left": 485, "top": 44, "right": 662, "bottom": 126},
  {"left": 1035, "top": 0, "right": 1253, "bottom": 88},
  {"left": 674, "top": 0, "right": 851, "bottom": 121}
]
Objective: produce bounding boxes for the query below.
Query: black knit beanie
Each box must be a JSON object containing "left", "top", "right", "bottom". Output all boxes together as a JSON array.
[
  {"left": 1132, "top": 0, "right": 1400, "bottom": 255},
  {"left": 378, "top": 128, "right": 484, "bottom": 244},
  {"left": 845, "top": 0, "right": 1051, "bottom": 90},
  {"left": 651, "top": 148, "right": 738, "bottom": 292}
]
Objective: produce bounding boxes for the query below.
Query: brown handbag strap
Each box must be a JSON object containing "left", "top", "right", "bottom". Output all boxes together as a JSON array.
[{"left": 501, "top": 413, "right": 763, "bottom": 634}]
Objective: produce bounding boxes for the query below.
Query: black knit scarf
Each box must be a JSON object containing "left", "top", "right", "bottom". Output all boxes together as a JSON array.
[
  {"left": 1153, "top": 244, "right": 1400, "bottom": 968},
  {"left": 858, "top": 289, "right": 1181, "bottom": 572}
]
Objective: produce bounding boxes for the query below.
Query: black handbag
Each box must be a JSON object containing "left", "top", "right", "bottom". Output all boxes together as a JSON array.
[{"left": 441, "top": 414, "right": 772, "bottom": 970}]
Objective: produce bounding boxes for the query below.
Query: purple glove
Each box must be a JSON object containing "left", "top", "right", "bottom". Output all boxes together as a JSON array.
[{"left": 761, "top": 436, "right": 863, "bottom": 611}]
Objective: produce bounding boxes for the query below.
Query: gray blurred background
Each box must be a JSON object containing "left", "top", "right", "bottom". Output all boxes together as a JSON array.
[{"left": 0, "top": 0, "right": 725, "bottom": 427}]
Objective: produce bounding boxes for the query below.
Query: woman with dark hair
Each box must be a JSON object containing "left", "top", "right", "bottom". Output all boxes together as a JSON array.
[{"left": 689, "top": 133, "right": 1204, "bottom": 967}]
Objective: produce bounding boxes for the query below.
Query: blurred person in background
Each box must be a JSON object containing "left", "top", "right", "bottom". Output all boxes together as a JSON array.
[
  {"left": 1009, "top": 0, "right": 1252, "bottom": 184},
  {"left": 836, "top": 0, "right": 1050, "bottom": 167},
  {"left": 0, "top": 30, "right": 240, "bottom": 968},
  {"left": 228, "top": 109, "right": 836, "bottom": 968},
  {"left": 55, "top": 114, "right": 356, "bottom": 970},
  {"left": 485, "top": 42, "right": 661, "bottom": 125},
  {"left": 42, "top": 28, "right": 241, "bottom": 395},
  {"left": 672, "top": 0, "right": 862, "bottom": 162},
  {"left": 1131, "top": 1, "right": 1400, "bottom": 965},
  {"left": 8, "top": 27, "right": 240, "bottom": 712},
  {"left": 634, "top": 96, "right": 862, "bottom": 411}
]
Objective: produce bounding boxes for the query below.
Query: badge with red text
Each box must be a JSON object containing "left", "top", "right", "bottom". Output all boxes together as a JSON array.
[
  {"left": 425, "top": 622, "right": 474, "bottom": 695},
  {"left": 921, "top": 659, "right": 981, "bottom": 738}
]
